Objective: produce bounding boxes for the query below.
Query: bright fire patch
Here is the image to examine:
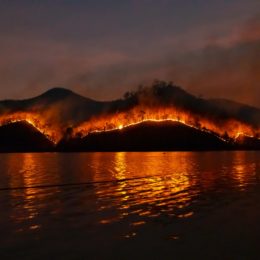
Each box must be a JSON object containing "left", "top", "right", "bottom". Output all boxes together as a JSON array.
[{"left": 0, "top": 106, "right": 259, "bottom": 144}]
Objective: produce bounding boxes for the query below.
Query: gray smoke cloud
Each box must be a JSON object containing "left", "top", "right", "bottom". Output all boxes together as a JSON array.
[{"left": 0, "top": 14, "right": 259, "bottom": 107}]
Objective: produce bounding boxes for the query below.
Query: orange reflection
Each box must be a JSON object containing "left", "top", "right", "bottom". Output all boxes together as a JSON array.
[
  {"left": 114, "top": 152, "right": 127, "bottom": 180},
  {"left": 113, "top": 152, "right": 129, "bottom": 208},
  {"left": 98, "top": 152, "right": 128, "bottom": 224},
  {"left": 21, "top": 154, "right": 40, "bottom": 224},
  {"left": 3, "top": 151, "right": 258, "bottom": 239},
  {"left": 97, "top": 152, "right": 197, "bottom": 226},
  {"left": 8, "top": 154, "right": 52, "bottom": 231},
  {"left": 232, "top": 152, "right": 255, "bottom": 190}
]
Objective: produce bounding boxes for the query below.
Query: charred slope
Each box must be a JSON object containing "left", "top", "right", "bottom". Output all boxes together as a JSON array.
[
  {"left": 57, "top": 121, "right": 231, "bottom": 151},
  {"left": 0, "top": 121, "right": 54, "bottom": 152}
]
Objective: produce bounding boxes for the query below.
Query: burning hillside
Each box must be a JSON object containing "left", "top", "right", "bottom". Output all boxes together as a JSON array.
[
  {"left": 73, "top": 106, "right": 257, "bottom": 141},
  {"left": 0, "top": 112, "right": 59, "bottom": 143},
  {"left": 58, "top": 120, "right": 230, "bottom": 151},
  {"left": 0, "top": 81, "right": 259, "bottom": 151},
  {"left": 0, "top": 121, "right": 54, "bottom": 152}
]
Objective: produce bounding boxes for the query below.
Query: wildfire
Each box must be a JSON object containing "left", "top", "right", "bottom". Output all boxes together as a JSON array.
[
  {"left": 0, "top": 112, "right": 60, "bottom": 143},
  {"left": 73, "top": 106, "right": 260, "bottom": 142},
  {"left": 234, "top": 132, "right": 260, "bottom": 141},
  {"left": 0, "top": 106, "right": 259, "bottom": 145}
]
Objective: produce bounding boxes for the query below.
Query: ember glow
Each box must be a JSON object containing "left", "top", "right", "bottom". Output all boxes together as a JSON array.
[
  {"left": 74, "top": 106, "right": 260, "bottom": 141},
  {"left": 0, "top": 106, "right": 259, "bottom": 144},
  {"left": 0, "top": 112, "right": 59, "bottom": 143}
]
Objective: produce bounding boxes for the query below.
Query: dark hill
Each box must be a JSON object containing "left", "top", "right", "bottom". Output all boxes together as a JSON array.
[
  {"left": 0, "top": 121, "right": 54, "bottom": 152},
  {"left": 57, "top": 120, "right": 231, "bottom": 151}
]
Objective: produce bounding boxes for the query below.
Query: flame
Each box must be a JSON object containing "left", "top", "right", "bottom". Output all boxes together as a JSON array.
[
  {"left": 0, "top": 112, "right": 60, "bottom": 143},
  {"left": 0, "top": 106, "right": 259, "bottom": 145},
  {"left": 74, "top": 106, "right": 260, "bottom": 142}
]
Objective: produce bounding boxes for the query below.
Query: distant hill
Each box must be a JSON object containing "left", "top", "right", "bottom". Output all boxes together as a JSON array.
[{"left": 0, "top": 121, "right": 54, "bottom": 152}]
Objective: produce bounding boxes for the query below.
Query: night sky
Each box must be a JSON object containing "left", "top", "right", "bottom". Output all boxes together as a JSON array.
[{"left": 0, "top": 0, "right": 260, "bottom": 106}]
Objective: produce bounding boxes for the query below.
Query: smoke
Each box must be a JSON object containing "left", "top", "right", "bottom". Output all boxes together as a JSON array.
[
  {"left": 167, "top": 15, "right": 260, "bottom": 106},
  {"left": 0, "top": 14, "right": 259, "bottom": 107},
  {"left": 65, "top": 15, "right": 260, "bottom": 107}
]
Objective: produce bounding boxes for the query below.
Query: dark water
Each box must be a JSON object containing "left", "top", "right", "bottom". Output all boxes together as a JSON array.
[{"left": 1, "top": 152, "right": 260, "bottom": 259}]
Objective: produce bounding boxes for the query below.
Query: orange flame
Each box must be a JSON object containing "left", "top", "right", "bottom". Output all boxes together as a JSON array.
[
  {"left": 0, "top": 112, "right": 60, "bottom": 143},
  {"left": 0, "top": 106, "right": 259, "bottom": 144},
  {"left": 74, "top": 106, "right": 260, "bottom": 141}
]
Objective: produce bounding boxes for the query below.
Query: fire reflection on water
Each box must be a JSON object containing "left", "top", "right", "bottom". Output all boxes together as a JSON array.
[
  {"left": 7, "top": 154, "right": 61, "bottom": 233},
  {"left": 2, "top": 151, "right": 258, "bottom": 238},
  {"left": 9, "top": 154, "right": 45, "bottom": 231},
  {"left": 232, "top": 152, "right": 257, "bottom": 191},
  {"left": 97, "top": 152, "right": 197, "bottom": 226}
]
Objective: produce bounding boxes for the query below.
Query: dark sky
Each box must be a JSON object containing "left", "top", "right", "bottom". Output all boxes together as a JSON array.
[{"left": 0, "top": 0, "right": 260, "bottom": 106}]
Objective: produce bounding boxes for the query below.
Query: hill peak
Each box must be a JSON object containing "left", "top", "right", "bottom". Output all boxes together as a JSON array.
[{"left": 41, "top": 87, "right": 75, "bottom": 97}]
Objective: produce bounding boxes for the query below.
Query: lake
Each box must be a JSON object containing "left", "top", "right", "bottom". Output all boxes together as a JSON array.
[{"left": 0, "top": 151, "right": 260, "bottom": 259}]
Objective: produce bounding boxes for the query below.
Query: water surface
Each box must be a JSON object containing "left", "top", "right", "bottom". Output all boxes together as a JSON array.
[{"left": 1, "top": 152, "right": 260, "bottom": 259}]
